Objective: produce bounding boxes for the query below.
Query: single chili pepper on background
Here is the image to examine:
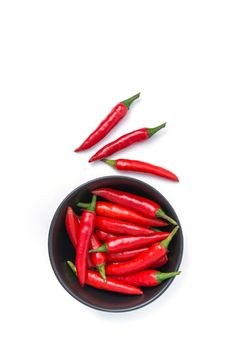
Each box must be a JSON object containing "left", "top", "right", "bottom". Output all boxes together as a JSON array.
[
  {"left": 74, "top": 93, "right": 140, "bottom": 152},
  {"left": 95, "top": 215, "right": 164, "bottom": 236},
  {"left": 65, "top": 207, "right": 80, "bottom": 248},
  {"left": 77, "top": 201, "right": 168, "bottom": 227},
  {"left": 114, "top": 270, "right": 181, "bottom": 287},
  {"left": 89, "top": 233, "right": 106, "bottom": 281},
  {"left": 102, "top": 158, "right": 179, "bottom": 182},
  {"left": 92, "top": 188, "right": 177, "bottom": 225},
  {"left": 89, "top": 122, "right": 166, "bottom": 162},
  {"left": 106, "top": 247, "right": 148, "bottom": 262},
  {"left": 95, "top": 230, "right": 119, "bottom": 242},
  {"left": 89, "top": 231, "right": 170, "bottom": 254},
  {"left": 75, "top": 195, "right": 97, "bottom": 286},
  {"left": 67, "top": 261, "right": 143, "bottom": 295},
  {"left": 106, "top": 225, "right": 179, "bottom": 276}
]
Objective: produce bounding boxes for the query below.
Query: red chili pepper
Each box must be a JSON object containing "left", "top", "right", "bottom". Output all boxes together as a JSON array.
[
  {"left": 150, "top": 254, "right": 168, "bottom": 268},
  {"left": 89, "top": 231, "right": 170, "bottom": 254},
  {"left": 107, "top": 250, "right": 168, "bottom": 267},
  {"left": 65, "top": 207, "right": 80, "bottom": 248},
  {"left": 74, "top": 93, "right": 140, "bottom": 152},
  {"left": 114, "top": 270, "right": 181, "bottom": 287},
  {"left": 77, "top": 201, "right": 168, "bottom": 227},
  {"left": 92, "top": 188, "right": 177, "bottom": 225},
  {"left": 103, "top": 158, "right": 179, "bottom": 182},
  {"left": 106, "top": 226, "right": 179, "bottom": 276},
  {"left": 107, "top": 247, "right": 148, "bottom": 262},
  {"left": 67, "top": 261, "right": 143, "bottom": 295},
  {"left": 95, "top": 230, "right": 120, "bottom": 241},
  {"left": 95, "top": 216, "right": 162, "bottom": 236},
  {"left": 89, "top": 122, "right": 166, "bottom": 162},
  {"left": 89, "top": 233, "right": 106, "bottom": 281},
  {"left": 75, "top": 195, "right": 97, "bottom": 286}
]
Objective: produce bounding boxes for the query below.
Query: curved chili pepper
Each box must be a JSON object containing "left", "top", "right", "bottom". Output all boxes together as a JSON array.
[
  {"left": 90, "top": 233, "right": 106, "bottom": 281},
  {"left": 106, "top": 226, "right": 179, "bottom": 276},
  {"left": 67, "top": 261, "right": 143, "bottom": 295},
  {"left": 114, "top": 270, "right": 181, "bottom": 287},
  {"left": 95, "top": 230, "right": 120, "bottom": 241},
  {"left": 103, "top": 158, "right": 179, "bottom": 182},
  {"left": 74, "top": 93, "right": 140, "bottom": 152},
  {"left": 89, "top": 122, "right": 166, "bottom": 162},
  {"left": 95, "top": 216, "right": 162, "bottom": 236},
  {"left": 89, "top": 231, "right": 170, "bottom": 254},
  {"left": 92, "top": 188, "right": 177, "bottom": 225},
  {"left": 77, "top": 201, "right": 168, "bottom": 227},
  {"left": 75, "top": 195, "right": 97, "bottom": 286},
  {"left": 65, "top": 206, "right": 80, "bottom": 248}
]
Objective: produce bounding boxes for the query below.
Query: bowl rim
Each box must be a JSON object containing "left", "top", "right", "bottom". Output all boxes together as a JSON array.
[{"left": 48, "top": 175, "right": 183, "bottom": 312}]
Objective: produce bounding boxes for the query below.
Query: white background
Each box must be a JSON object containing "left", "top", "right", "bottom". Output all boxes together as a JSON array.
[{"left": 1, "top": 1, "right": 234, "bottom": 349}]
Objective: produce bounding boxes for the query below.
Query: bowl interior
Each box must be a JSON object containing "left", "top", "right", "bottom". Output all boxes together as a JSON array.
[{"left": 48, "top": 176, "right": 183, "bottom": 312}]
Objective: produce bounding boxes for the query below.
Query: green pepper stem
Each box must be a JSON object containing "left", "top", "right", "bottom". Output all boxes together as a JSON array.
[
  {"left": 89, "top": 243, "right": 107, "bottom": 253},
  {"left": 102, "top": 159, "right": 116, "bottom": 168},
  {"left": 67, "top": 261, "right": 77, "bottom": 276},
  {"left": 76, "top": 202, "right": 90, "bottom": 209},
  {"left": 121, "top": 92, "right": 140, "bottom": 109},
  {"left": 147, "top": 122, "right": 166, "bottom": 138},
  {"left": 151, "top": 228, "right": 162, "bottom": 232},
  {"left": 98, "top": 264, "right": 107, "bottom": 282},
  {"left": 161, "top": 225, "right": 179, "bottom": 250},
  {"left": 156, "top": 208, "right": 177, "bottom": 225},
  {"left": 156, "top": 271, "right": 181, "bottom": 283},
  {"left": 87, "top": 195, "right": 97, "bottom": 212}
]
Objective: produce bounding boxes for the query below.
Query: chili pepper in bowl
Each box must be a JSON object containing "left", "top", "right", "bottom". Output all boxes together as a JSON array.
[
  {"left": 88, "top": 122, "right": 166, "bottom": 162},
  {"left": 67, "top": 261, "right": 143, "bottom": 295},
  {"left": 65, "top": 207, "right": 80, "bottom": 248},
  {"left": 92, "top": 188, "right": 177, "bottom": 225},
  {"left": 89, "top": 231, "right": 170, "bottom": 254},
  {"left": 77, "top": 201, "right": 168, "bottom": 227},
  {"left": 102, "top": 158, "right": 179, "bottom": 182},
  {"left": 106, "top": 225, "right": 179, "bottom": 276},
  {"left": 95, "top": 230, "right": 119, "bottom": 242},
  {"left": 89, "top": 233, "right": 107, "bottom": 281},
  {"left": 114, "top": 270, "right": 180, "bottom": 287},
  {"left": 74, "top": 93, "right": 140, "bottom": 152},
  {"left": 106, "top": 247, "right": 148, "bottom": 262},
  {"left": 75, "top": 195, "right": 97, "bottom": 286},
  {"left": 95, "top": 216, "right": 164, "bottom": 236}
]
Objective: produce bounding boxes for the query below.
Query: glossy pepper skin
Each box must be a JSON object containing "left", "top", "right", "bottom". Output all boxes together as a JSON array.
[
  {"left": 103, "top": 158, "right": 179, "bottom": 182},
  {"left": 89, "top": 231, "right": 170, "bottom": 254},
  {"left": 74, "top": 93, "right": 140, "bottom": 152},
  {"left": 90, "top": 233, "right": 106, "bottom": 281},
  {"left": 77, "top": 201, "right": 168, "bottom": 227},
  {"left": 67, "top": 261, "right": 143, "bottom": 295},
  {"left": 106, "top": 226, "right": 179, "bottom": 276},
  {"left": 75, "top": 195, "right": 97, "bottom": 286},
  {"left": 92, "top": 188, "right": 177, "bottom": 226},
  {"left": 114, "top": 270, "right": 180, "bottom": 287},
  {"left": 89, "top": 122, "right": 166, "bottom": 162},
  {"left": 95, "top": 216, "right": 161, "bottom": 236},
  {"left": 65, "top": 206, "right": 80, "bottom": 248}
]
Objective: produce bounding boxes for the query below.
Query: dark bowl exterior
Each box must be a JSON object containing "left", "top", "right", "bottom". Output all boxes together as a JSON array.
[{"left": 48, "top": 176, "right": 183, "bottom": 312}]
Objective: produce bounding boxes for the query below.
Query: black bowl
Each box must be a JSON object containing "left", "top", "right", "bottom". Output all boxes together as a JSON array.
[{"left": 48, "top": 176, "right": 183, "bottom": 312}]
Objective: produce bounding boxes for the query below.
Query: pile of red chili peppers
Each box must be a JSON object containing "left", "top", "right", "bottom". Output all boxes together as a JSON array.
[
  {"left": 65, "top": 93, "right": 181, "bottom": 294},
  {"left": 74, "top": 93, "right": 179, "bottom": 181},
  {"left": 66, "top": 188, "right": 181, "bottom": 295}
]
